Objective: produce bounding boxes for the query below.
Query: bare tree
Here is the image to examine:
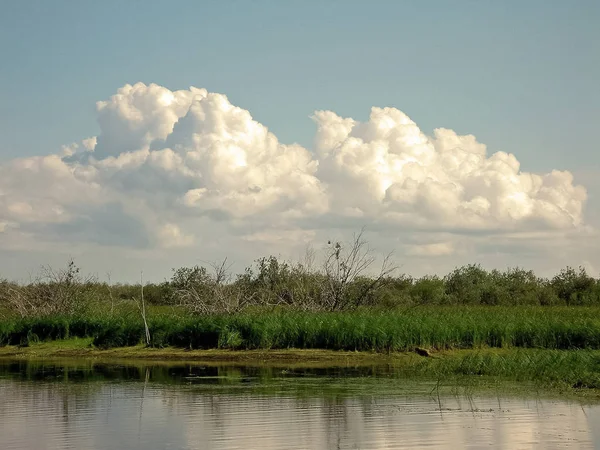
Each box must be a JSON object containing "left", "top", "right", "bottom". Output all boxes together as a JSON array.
[
  {"left": 0, "top": 280, "right": 35, "bottom": 318},
  {"left": 285, "top": 246, "right": 322, "bottom": 311},
  {"left": 0, "top": 259, "right": 97, "bottom": 317},
  {"left": 206, "top": 258, "right": 248, "bottom": 313},
  {"left": 175, "top": 258, "right": 249, "bottom": 314},
  {"left": 136, "top": 271, "right": 151, "bottom": 346},
  {"left": 106, "top": 272, "right": 115, "bottom": 316},
  {"left": 322, "top": 229, "right": 396, "bottom": 310}
]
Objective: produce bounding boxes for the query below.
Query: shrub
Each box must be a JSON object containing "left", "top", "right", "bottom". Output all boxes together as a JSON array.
[
  {"left": 551, "top": 266, "right": 599, "bottom": 306},
  {"left": 411, "top": 276, "right": 446, "bottom": 305}
]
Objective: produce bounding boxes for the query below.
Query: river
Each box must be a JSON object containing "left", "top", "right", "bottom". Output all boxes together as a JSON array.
[{"left": 0, "top": 360, "right": 598, "bottom": 449}]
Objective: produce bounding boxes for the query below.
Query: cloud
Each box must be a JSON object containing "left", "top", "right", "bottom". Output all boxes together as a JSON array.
[
  {"left": 94, "top": 83, "right": 207, "bottom": 159},
  {"left": 0, "top": 82, "right": 594, "bottom": 279},
  {"left": 313, "top": 107, "right": 586, "bottom": 230},
  {"left": 406, "top": 242, "right": 456, "bottom": 257}
]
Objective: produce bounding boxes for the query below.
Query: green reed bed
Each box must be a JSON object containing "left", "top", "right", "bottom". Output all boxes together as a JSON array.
[
  {"left": 406, "top": 348, "right": 600, "bottom": 391},
  {"left": 1, "top": 306, "right": 599, "bottom": 352}
]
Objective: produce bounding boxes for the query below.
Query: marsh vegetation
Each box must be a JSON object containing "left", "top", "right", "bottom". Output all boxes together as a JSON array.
[{"left": 0, "top": 233, "right": 599, "bottom": 362}]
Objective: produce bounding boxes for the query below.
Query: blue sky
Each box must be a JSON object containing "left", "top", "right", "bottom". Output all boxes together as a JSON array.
[
  {"left": 1, "top": 0, "right": 598, "bottom": 171},
  {"left": 0, "top": 0, "right": 599, "bottom": 281}
]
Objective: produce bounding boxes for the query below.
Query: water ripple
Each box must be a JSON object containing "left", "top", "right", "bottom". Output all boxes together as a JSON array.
[{"left": 0, "top": 363, "right": 597, "bottom": 450}]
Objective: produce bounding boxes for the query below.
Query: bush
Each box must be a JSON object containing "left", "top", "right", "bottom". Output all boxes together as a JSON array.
[
  {"left": 1, "top": 251, "right": 600, "bottom": 319},
  {"left": 551, "top": 266, "right": 599, "bottom": 306},
  {"left": 411, "top": 276, "right": 446, "bottom": 305},
  {"left": 444, "top": 264, "right": 492, "bottom": 304}
]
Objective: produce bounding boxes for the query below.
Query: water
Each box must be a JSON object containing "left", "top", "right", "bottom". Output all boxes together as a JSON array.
[{"left": 0, "top": 360, "right": 599, "bottom": 449}]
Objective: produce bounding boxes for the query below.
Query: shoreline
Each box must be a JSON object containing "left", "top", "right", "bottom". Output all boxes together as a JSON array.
[
  {"left": 0, "top": 340, "right": 415, "bottom": 366},
  {"left": 2, "top": 340, "right": 600, "bottom": 398}
]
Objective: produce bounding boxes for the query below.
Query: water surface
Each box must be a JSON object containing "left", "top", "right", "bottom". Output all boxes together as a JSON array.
[{"left": 0, "top": 360, "right": 598, "bottom": 449}]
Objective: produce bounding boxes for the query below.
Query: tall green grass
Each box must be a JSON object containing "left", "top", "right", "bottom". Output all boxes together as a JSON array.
[
  {"left": 1, "top": 306, "right": 600, "bottom": 352},
  {"left": 404, "top": 348, "right": 600, "bottom": 390}
]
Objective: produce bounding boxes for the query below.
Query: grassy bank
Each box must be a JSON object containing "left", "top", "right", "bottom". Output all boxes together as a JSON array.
[
  {"left": 1, "top": 306, "right": 600, "bottom": 352},
  {"left": 2, "top": 339, "right": 600, "bottom": 395},
  {"left": 0, "top": 337, "right": 397, "bottom": 365}
]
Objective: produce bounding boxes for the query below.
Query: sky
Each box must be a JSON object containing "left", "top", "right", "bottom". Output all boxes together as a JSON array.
[{"left": 0, "top": 0, "right": 599, "bottom": 282}]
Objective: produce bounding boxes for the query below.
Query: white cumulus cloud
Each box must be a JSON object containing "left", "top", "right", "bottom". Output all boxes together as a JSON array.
[
  {"left": 0, "top": 82, "right": 594, "bottom": 279},
  {"left": 313, "top": 107, "right": 586, "bottom": 230}
]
